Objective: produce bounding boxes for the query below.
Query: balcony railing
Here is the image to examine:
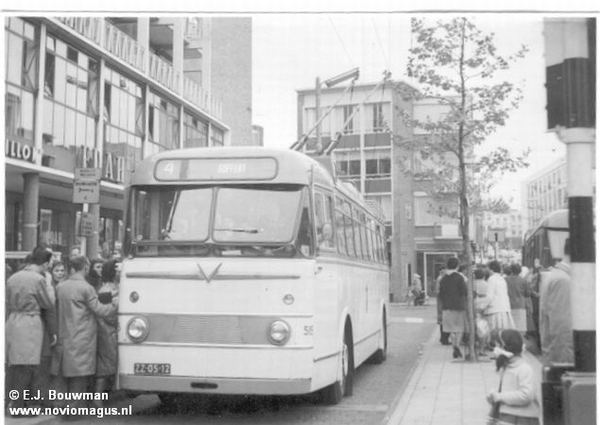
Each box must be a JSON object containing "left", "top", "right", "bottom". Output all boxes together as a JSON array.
[
  {"left": 56, "top": 17, "right": 222, "bottom": 120},
  {"left": 148, "top": 52, "right": 180, "bottom": 95},
  {"left": 104, "top": 21, "right": 146, "bottom": 72},
  {"left": 57, "top": 17, "right": 102, "bottom": 45},
  {"left": 183, "top": 78, "right": 222, "bottom": 121}
]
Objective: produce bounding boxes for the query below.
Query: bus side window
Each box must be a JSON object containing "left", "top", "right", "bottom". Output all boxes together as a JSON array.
[
  {"left": 315, "top": 191, "right": 335, "bottom": 251},
  {"left": 296, "top": 194, "right": 314, "bottom": 257},
  {"left": 335, "top": 197, "right": 347, "bottom": 256}
]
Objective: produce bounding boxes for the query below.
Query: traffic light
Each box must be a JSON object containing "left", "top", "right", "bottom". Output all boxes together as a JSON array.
[{"left": 544, "top": 18, "right": 596, "bottom": 129}]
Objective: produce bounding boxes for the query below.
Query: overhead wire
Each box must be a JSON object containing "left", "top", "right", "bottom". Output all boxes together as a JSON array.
[{"left": 328, "top": 17, "right": 355, "bottom": 69}]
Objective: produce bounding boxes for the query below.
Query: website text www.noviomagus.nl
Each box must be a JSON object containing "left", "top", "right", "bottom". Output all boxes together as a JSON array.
[{"left": 8, "top": 405, "right": 133, "bottom": 418}]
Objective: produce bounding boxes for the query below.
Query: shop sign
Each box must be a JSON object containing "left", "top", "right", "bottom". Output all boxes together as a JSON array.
[
  {"left": 79, "top": 146, "right": 127, "bottom": 184},
  {"left": 5, "top": 138, "right": 41, "bottom": 163},
  {"left": 80, "top": 212, "right": 95, "bottom": 238}
]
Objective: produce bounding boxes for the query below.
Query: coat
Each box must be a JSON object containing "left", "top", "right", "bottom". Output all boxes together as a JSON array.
[
  {"left": 96, "top": 281, "right": 119, "bottom": 377},
  {"left": 5, "top": 269, "right": 56, "bottom": 365},
  {"left": 539, "top": 262, "right": 573, "bottom": 365},
  {"left": 496, "top": 356, "right": 541, "bottom": 419},
  {"left": 480, "top": 272, "right": 512, "bottom": 315},
  {"left": 52, "top": 274, "right": 116, "bottom": 377}
]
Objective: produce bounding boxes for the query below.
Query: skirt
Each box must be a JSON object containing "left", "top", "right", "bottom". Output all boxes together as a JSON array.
[
  {"left": 486, "top": 311, "right": 515, "bottom": 332},
  {"left": 511, "top": 309, "right": 527, "bottom": 332},
  {"left": 442, "top": 310, "right": 467, "bottom": 333}
]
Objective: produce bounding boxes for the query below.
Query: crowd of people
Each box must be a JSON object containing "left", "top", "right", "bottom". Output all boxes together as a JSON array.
[
  {"left": 435, "top": 239, "right": 573, "bottom": 425},
  {"left": 5, "top": 246, "right": 121, "bottom": 416}
]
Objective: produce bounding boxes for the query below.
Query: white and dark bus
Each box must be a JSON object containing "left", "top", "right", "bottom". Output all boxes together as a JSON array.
[{"left": 117, "top": 147, "right": 390, "bottom": 405}]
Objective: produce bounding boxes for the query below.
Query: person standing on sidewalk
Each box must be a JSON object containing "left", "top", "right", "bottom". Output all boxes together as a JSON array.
[
  {"left": 5, "top": 247, "right": 57, "bottom": 412},
  {"left": 438, "top": 257, "right": 468, "bottom": 358},
  {"left": 505, "top": 263, "right": 530, "bottom": 334},
  {"left": 435, "top": 267, "right": 451, "bottom": 345},
  {"left": 487, "top": 329, "right": 541, "bottom": 424},
  {"left": 480, "top": 260, "right": 515, "bottom": 344},
  {"left": 51, "top": 255, "right": 118, "bottom": 410},
  {"left": 539, "top": 239, "right": 573, "bottom": 365}
]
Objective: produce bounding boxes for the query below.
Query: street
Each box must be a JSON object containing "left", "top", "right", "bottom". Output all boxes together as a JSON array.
[{"left": 24, "top": 302, "right": 437, "bottom": 425}]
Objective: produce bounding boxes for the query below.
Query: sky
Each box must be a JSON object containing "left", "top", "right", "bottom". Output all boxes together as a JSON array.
[{"left": 252, "top": 13, "right": 571, "bottom": 210}]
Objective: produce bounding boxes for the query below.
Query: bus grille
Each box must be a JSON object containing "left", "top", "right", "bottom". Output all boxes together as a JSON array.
[{"left": 144, "top": 314, "right": 272, "bottom": 345}]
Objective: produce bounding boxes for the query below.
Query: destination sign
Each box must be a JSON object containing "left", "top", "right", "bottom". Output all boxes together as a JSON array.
[{"left": 154, "top": 157, "right": 278, "bottom": 181}]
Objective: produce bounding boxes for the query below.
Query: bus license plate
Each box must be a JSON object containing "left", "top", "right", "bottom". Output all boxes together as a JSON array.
[{"left": 133, "top": 363, "right": 171, "bottom": 375}]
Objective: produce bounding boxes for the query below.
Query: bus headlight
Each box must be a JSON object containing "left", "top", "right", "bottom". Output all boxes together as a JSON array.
[
  {"left": 127, "top": 317, "right": 149, "bottom": 343},
  {"left": 268, "top": 320, "right": 291, "bottom": 345}
]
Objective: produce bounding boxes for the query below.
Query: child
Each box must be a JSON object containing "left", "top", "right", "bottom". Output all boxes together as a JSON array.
[{"left": 486, "top": 329, "right": 540, "bottom": 425}]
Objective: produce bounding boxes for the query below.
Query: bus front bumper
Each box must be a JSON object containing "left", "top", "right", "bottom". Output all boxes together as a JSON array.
[{"left": 118, "top": 374, "right": 313, "bottom": 395}]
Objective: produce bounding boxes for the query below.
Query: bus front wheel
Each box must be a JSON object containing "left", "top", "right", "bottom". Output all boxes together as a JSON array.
[{"left": 321, "top": 327, "right": 354, "bottom": 405}]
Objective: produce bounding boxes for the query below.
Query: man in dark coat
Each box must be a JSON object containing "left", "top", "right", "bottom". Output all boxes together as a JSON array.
[
  {"left": 5, "top": 247, "right": 56, "bottom": 411},
  {"left": 52, "top": 256, "right": 117, "bottom": 408}
]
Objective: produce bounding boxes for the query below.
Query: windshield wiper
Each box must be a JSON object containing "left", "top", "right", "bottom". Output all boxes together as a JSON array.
[{"left": 214, "top": 227, "right": 261, "bottom": 234}]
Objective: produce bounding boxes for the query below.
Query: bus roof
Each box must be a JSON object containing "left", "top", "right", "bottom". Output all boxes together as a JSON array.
[{"left": 536, "top": 209, "right": 568, "bottom": 231}]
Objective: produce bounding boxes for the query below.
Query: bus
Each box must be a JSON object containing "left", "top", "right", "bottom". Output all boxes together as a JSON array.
[
  {"left": 522, "top": 209, "right": 568, "bottom": 270},
  {"left": 117, "top": 147, "right": 390, "bottom": 405}
]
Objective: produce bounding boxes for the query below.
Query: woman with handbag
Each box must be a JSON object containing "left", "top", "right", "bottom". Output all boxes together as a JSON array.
[{"left": 486, "top": 329, "right": 540, "bottom": 425}]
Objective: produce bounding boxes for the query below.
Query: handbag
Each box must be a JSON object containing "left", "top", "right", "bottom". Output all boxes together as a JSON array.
[{"left": 486, "top": 370, "right": 504, "bottom": 425}]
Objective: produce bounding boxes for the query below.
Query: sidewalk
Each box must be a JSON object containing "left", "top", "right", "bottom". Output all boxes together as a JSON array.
[{"left": 386, "top": 329, "right": 543, "bottom": 425}]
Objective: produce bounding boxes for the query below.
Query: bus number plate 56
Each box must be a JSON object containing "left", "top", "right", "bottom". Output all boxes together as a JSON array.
[{"left": 134, "top": 363, "right": 171, "bottom": 375}]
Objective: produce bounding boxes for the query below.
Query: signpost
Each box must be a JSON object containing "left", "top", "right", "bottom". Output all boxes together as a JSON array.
[
  {"left": 73, "top": 168, "right": 101, "bottom": 204},
  {"left": 73, "top": 168, "right": 101, "bottom": 254}
]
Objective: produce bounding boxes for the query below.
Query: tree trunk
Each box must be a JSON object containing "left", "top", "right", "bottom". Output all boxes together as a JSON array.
[{"left": 457, "top": 18, "right": 477, "bottom": 361}]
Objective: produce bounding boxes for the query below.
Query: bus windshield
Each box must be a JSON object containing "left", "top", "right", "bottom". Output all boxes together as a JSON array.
[{"left": 129, "top": 185, "right": 309, "bottom": 257}]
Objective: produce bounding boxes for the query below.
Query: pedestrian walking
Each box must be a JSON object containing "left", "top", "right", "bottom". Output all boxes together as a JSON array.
[
  {"left": 505, "top": 263, "right": 530, "bottom": 334},
  {"left": 486, "top": 329, "right": 540, "bottom": 425},
  {"left": 5, "top": 247, "right": 57, "bottom": 412},
  {"left": 94, "top": 260, "right": 120, "bottom": 407},
  {"left": 438, "top": 257, "right": 468, "bottom": 359},
  {"left": 480, "top": 260, "right": 514, "bottom": 345},
  {"left": 539, "top": 239, "right": 573, "bottom": 365},
  {"left": 411, "top": 273, "right": 425, "bottom": 306},
  {"left": 51, "top": 255, "right": 117, "bottom": 409}
]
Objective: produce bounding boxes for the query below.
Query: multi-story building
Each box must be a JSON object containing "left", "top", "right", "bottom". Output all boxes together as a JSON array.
[
  {"left": 4, "top": 16, "right": 251, "bottom": 260},
  {"left": 296, "top": 80, "right": 463, "bottom": 300},
  {"left": 482, "top": 209, "right": 524, "bottom": 251},
  {"left": 522, "top": 157, "right": 567, "bottom": 232}
]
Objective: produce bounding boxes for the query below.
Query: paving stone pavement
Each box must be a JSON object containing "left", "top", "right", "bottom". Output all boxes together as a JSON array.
[{"left": 386, "top": 330, "right": 543, "bottom": 425}]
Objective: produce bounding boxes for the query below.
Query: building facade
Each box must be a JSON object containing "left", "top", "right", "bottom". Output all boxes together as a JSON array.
[
  {"left": 296, "top": 80, "right": 463, "bottom": 300},
  {"left": 522, "top": 157, "right": 567, "bottom": 232},
  {"left": 4, "top": 16, "right": 251, "bottom": 260}
]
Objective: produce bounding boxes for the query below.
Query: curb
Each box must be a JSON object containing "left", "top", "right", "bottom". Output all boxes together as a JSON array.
[{"left": 381, "top": 328, "right": 438, "bottom": 425}]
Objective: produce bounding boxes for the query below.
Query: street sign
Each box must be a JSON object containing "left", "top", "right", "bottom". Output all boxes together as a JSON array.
[
  {"left": 73, "top": 168, "right": 101, "bottom": 204},
  {"left": 75, "top": 168, "right": 102, "bottom": 180},
  {"left": 80, "top": 212, "right": 94, "bottom": 237},
  {"left": 488, "top": 229, "right": 506, "bottom": 243}
]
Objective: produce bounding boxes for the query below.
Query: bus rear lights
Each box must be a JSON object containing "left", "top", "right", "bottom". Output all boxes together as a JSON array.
[
  {"left": 283, "top": 294, "right": 295, "bottom": 305},
  {"left": 127, "top": 317, "right": 149, "bottom": 343},
  {"left": 267, "top": 320, "right": 291, "bottom": 346},
  {"left": 129, "top": 291, "right": 140, "bottom": 303}
]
